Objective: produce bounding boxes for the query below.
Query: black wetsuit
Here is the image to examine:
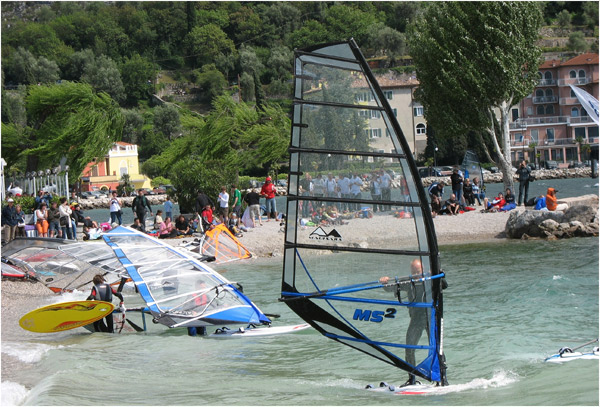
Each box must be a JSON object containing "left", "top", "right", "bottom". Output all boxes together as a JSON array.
[{"left": 87, "top": 283, "right": 123, "bottom": 333}]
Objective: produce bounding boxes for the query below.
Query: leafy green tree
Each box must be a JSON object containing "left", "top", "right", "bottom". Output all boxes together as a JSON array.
[
  {"left": 63, "top": 48, "right": 95, "bottom": 80},
  {"left": 23, "top": 81, "right": 124, "bottom": 178},
  {"left": 556, "top": 9, "right": 572, "bottom": 31},
  {"left": 366, "top": 24, "right": 406, "bottom": 64},
  {"left": 153, "top": 104, "right": 182, "bottom": 141},
  {"left": 567, "top": 31, "right": 589, "bottom": 52},
  {"left": 581, "top": 1, "right": 599, "bottom": 29},
  {"left": 192, "top": 64, "right": 228, "bottom": 101},
  {"left": 1, "top": 86, "right": 27, "bottom": 126},
  {"left": 408, "top": 2, "right": 542, "bottom": 189},
  {"left": 240, "top": 72, "right": 255, "bottom": 102},
  {"left": 121, "top": 109, "right": 144, "bottom": 144},
  {"left": 81, "top": 55, "right": 125, "bottom": 103},
  {"left": 5, "top": 47, "right": 60, "bottom": 85},
  {"left": 120, "top": 53, "right": 155, "bottom": 105},
  {"left": 184, "top": 24, "right": 235, "bottom": 68},
  {"left": 289, "top": 19, "right": 329, "bottom": 49}
]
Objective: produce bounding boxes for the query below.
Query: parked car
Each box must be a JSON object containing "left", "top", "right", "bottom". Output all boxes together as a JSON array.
[
  {"left": 418, "top": 167, "right": 442, "bottom": 178},
  {"left": 543, "top": 160, "right": 559, "bottom": 170},
  {"left": 80, "top": 191, "right": 93, "bottom": 199},
  {"left": 141, "top": 188, "right": 156, "bottom": 195},
  {"left": 153, "top": 187, "right": 166, "bottom": 194},
  {"left": 276, "top": 179, "right": 287, "bottom": 188},
  {"left": 435, "top": 166, "right": 454, "bottom": 176},
  {"left": 159, "top": 184, "right": 177, "bottom": 193},
  {"left": 568, "top": 161, "right": 586, "bottom": 168}
]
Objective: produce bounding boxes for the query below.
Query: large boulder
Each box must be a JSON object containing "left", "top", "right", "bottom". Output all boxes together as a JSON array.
[{"left": 505, "top": 204, "right": 599, "bottom": 240}]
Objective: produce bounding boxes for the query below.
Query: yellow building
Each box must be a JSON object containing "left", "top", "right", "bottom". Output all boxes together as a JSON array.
[{"left": 80, "top": 142, "right": 152, "bottom": 191}]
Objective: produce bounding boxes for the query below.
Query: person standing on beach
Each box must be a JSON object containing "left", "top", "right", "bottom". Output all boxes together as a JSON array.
[
  {"left": 163, "top": 195, "right": 173, "bottom": 221},
  {"left": 450, "top": 168, "right": 464, "bottom": 205},
  {"left": 244, "top": 188, "right": 262, "bottom": 227},
  {"left": 516, "top": 161, "right": 532, "bottom": 206},
  {"left": 230, "top": 185, "right": 242, "bottom": 226},
  {"left": 217, "top": 186, "right": 229, "bottom": 224},
  {"left": 87, "top": 274, "right": 124, "bottom": 333},
  {"left": 132, "top": 189, "right": 153, "bottom": 232},
  {"left": 260, "top": 177, "right": 277, "bottom": 221},
  {"left": 109, "top": 191, "right": 123, "bottom": 225}
]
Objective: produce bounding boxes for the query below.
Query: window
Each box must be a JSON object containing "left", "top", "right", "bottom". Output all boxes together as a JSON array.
[
  {"left": 512, "top": 108, "right": 519, "bottom": 121},
  {"left": 392, "top": 108, "right": 397, "bottom": 117},
  {"left": 545, "top": 89, "right": 553, "bottom": 97},
  {"left": 571, "top": 107, "right": 580, "bottom": 117},
  {"left": 370, "top": 110, "right": 381, "bottom": 119},
  {"left": 574, "top": 127, "right": 586, "bottom": 139},
  {"left": 535, "top": 89, "right": 544, "bottom": 97},
  {"left": 546, "top": 128, "right": 555, "bottom": 143},
  {"left": 527, "top": 106, "right": 533, "bottom": 115},
  {"left": 365, "top": 128, "right": 382, "bottom": 138},
  {"left": 578, "top": 69, "right": 586, "bottom": 78},
  {"left": 359, "top": 110, "right": 369, "bottom": 117},
  {"left": 537, "top": 71, "right": 543, "bottom": 79},
  {"left": 416, "top": 123, "right": 426, "bottom": 135},
  {"left": 569, "top": 70, "right": 577, "bottom": 78},
  {"left": 413, "top": 106, "right": 424, "bottom": 117},
  {"left": 589, "top": 126, "right": 598, "bottom": 141},
  {"left": 514, "top": 132, "right": 523, "bottom": 143},
  {"left": 537, "top": 105, "right": 545, "bottom": 115},
  {"left": 530, "top": 129, "right": 539, "bottom": 143},
  {"left": 356, "top": 92, "right": 374, "bottom": 102},
  {"left": 581, "top": 107, "right": 588, "bottom": 117},
  {"left": 544, "top": 71, "right": 552, "bottom": 80},
  {"left": 571, "top": 89, "right": 576, "bottom": 98},
  {"left": 383, "top": 90, "right": 393, "bottom": 100},
  {"left": 545, "top": 105, "right": 554, "bottom": 115}
]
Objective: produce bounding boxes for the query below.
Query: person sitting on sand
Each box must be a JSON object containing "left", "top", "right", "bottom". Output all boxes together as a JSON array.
[
  {"left": 159, "top": 216, "right": 178, "bottom": 239},
  {"left": 483, "top": 192, "right": 505, "bottom": 212},
  {"left": 175, "top": 214, "right": 193, "bottom": 236},
  {"left": 463, "top": 178, "right": 475, "bottom": 206},
  {"left": 499, "top": 188, "right": 517, "bottom": 212},
  {"left": 443, "top": 193, "right": 460, "bottom": 215},
  {"left": 154, "top": 210, "right": 164, "bottom": 230}
]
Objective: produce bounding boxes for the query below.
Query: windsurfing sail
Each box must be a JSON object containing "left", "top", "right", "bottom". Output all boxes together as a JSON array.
[
  {"left": 461, "top": 150, "right": 485, "bottom": 191},
  {"left": 181, "top": 224, "right": 252, "bottom": 264},
  {"left": 2, "top": 238, "right": 116, "bottom": 292},
  {"left": 102, "top": 226, "right": 270, "bottom": 329},
  {"left": 569, "top": 85, "right": 599, "bottom": 125},
  {"left": 280, "top": 39, "right": 447, "bottom": 385}
]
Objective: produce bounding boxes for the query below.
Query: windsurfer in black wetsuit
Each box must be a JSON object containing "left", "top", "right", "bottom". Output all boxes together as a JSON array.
[
  {"left": 380, "top": 259, "right": 429, "bottom": 387},
  {"left": 187, "top": 280, "right": 208, "bottom": 337},
  {"left": 87, "top": 274, "right": 124, "bottom": 333}
]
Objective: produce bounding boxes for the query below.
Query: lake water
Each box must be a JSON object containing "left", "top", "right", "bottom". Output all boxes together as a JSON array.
[
  {"left": 83, "top": 177, "right": 599, "bottom": 226},
  {"left": 2, "top": 237, "right": 598, "bottom": 406}
]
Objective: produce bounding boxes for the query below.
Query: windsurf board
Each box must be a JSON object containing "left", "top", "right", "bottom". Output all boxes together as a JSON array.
[
  {"left": 19, "top": 300, "right": 115, "bottom": 333},
  {"left": 545, "top": 350, "right": 600, "bottom": 363},
  {"left": 209, "top": 323, "right": 311, "bottom": 338}
]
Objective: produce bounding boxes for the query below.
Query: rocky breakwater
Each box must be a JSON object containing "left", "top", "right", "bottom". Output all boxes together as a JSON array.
[
  {"left": 505, "top": 194, "right": 599, "bottom": 240},
  {"left": 421, "top": 167, "right": 593, "bottom": 187},
  {"left": 75, "top": 194, "right": 168, "bottom": 210}
]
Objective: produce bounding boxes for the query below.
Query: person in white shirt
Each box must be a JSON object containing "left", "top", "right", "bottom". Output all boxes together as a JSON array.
[
  {"left": 312, "top": 174, "right": 324, "bottom": 197},
  {"left": 379, "top": 170, "right": 392, "bottom": 211},
  {"left": 325, "top": 173, "right": 337, "bottom": 198},
  {"left": 350, "top": 173, "right": 363, "bottom": 211},
  {"left": 337, "top": 173, "right": 351, "bottom": 212},
  {"left": 217, "top": 186, "right": 229, "bottom": 224}
]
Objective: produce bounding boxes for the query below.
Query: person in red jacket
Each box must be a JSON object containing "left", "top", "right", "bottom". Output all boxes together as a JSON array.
[{"left": 260, "top": 176, "right": 278, "bottom": 221}]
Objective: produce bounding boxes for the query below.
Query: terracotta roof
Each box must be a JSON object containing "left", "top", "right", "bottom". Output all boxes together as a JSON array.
[
  {"left": 351, "top": 72, "right": 419, "bottom": 88},
  {"left": 539, "top": 59, "right": 561, "bottom": 69},
  {"left": 115, "top": 141, "right": 134, "bottom": 146},
  {"left": 560, "top": 53, "right": 599, "bottom": 67}
]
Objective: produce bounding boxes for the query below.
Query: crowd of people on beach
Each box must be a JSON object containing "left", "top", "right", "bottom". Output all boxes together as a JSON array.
[{"left": 1, "top": 162, "right": 571, "bottom": 245}]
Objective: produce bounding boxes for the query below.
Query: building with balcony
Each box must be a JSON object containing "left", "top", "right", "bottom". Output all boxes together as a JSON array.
[
  {"left": 80, "top": 142, "right": 152, "bottom": 192},
  {"left": 509, "top": 53, "right": 599, "bottom": 166}
]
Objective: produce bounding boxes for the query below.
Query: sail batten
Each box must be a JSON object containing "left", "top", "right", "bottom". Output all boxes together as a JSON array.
[{"left": 281, "top": 39, "right": 447, "bottom": 385}]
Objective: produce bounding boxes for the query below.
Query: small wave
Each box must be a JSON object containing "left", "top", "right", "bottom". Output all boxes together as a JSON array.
[
  {"left": 553, "top": 275, "right": 562, "bottom": 280},
  {"left": 1, "top": 381, "right": 30, "bottom": 406},
  {"left": 1, "top": 342, "right": 61, "bottom": 364}
]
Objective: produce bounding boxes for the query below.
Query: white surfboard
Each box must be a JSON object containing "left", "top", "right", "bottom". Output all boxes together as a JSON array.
[
  {"left": 545, "top": 350, "right": 600, "bottom": 363},
  {"left": 366, "top": 381, "right": 441, "bottom": 395},
  {"left": 208, "top": 323, "right": 311, "bottom": 338}
]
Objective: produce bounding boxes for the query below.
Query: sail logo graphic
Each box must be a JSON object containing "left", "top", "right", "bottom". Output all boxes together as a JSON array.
[{"left": 309, "top": 226, "right": 342, "bottom": 241}]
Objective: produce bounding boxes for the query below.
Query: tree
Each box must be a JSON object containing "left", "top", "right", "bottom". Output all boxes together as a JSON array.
[
  {"left": 184, "top": 24, "right": 235, "bottom": 68},
  {"left": 192, "top": 64, "right": 228, "bottom": 102},
  {"left": 556, "top": 9, "right": 572, "bottom": 32},
  {"left": 567, "top": 31, "right": 589, "bottom": 52},
  {"left": 6, "top": 47, "right": 60, "bottom": 85},
  {"left": 408, "top": 2, "right": 543, "bottom": 189},
  {"left": 23, "top": 81, "right": 124, "bottom": 178},
  {"left": 152, "top": 104, "right": 182, "bottom": 141},
  {"left": 81, "top": 55, "right": 125, "bottom": 103},
  {"left": 121, "top": 108, "right": 144, "bottom": 144},
  {"left": 120, "top": 53, "right": 155, "bottom": 105}
]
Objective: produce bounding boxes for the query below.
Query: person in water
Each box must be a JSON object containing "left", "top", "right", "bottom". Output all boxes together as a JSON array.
[
  {"left": 188, "top": 280, "right": 209, "bottom": 337},
  {"left": 86, "top": 274, "right": 124, "bottom": 333},
  {"left": 379, "top": 259, "right": 429, "bottom": 387}
]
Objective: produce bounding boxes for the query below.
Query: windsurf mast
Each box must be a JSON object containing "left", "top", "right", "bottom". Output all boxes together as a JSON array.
[{"left": 281, "top": 39, "right": 447, "bottom": 385}]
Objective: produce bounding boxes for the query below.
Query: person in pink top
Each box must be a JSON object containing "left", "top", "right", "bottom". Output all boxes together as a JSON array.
[{"left": 260, "top": 176, "right": 278, "bottom": 221}]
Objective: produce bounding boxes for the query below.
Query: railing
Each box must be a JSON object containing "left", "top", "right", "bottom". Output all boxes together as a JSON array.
[
  {"left": 559, "top": 97, "right": 579, "bottom": 105},
  {"left": 569, "top": 116, "right": 594, "bottom": 124},
  {"left": 557, "top": 77, "right": 591, "bottom": 86},
  {"left": 533, "top": 95, "right": 558, "bottom": 104},
  {"left": 538, "top": 79, "right": 556, "bottom": 86},
  {"left": 509, "top": 116, "right": 569, "bottom": 129}
]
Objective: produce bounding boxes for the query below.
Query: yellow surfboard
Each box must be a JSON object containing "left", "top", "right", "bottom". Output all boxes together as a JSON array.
[{"left": 19, "top": 301, "right": 115, "bottom": 333}]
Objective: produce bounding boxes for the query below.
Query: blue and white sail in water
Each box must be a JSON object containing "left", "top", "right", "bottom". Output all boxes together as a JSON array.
[
  {"left": 280, "top": 39, "right": 448, "bottom": 385},
  {"left": 102, "top": 226, "right": 271, "bottom": 329},
  {"left": 462, "top": 150, "right": 485, "bottom": 190}
]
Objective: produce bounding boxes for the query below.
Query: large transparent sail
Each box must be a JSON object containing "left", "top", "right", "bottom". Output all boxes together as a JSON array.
[
  {"left": 281, "top": 40, "right": 447, "bottom": 384},
  {"left": 462, "top": 150, "right": 485, "bottom": 192},
  {"left": 103, "top": 226, "right": 270, "bottom": 329}
]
